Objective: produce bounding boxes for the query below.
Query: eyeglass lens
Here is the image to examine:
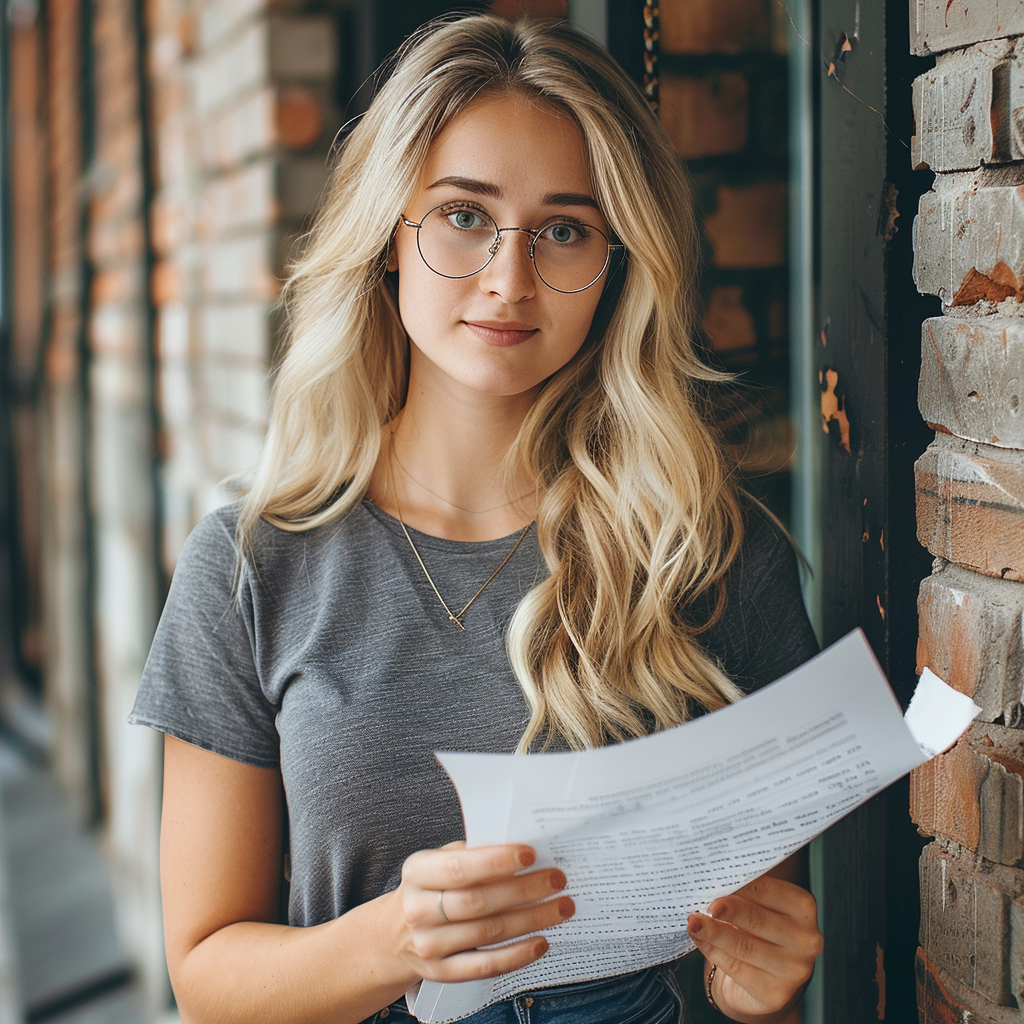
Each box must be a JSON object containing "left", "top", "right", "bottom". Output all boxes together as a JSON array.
[{"left": 415, "top": 206, "right": 610, "bottom": 293}]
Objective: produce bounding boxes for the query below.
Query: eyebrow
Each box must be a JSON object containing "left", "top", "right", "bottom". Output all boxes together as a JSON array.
[{"left": 426, "top": 176, "right": 601, "bottom": 210}]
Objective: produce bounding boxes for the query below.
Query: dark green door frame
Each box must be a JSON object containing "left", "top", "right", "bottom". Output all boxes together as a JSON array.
[{"left": 801, "top": 0, "right": 935, "bottom": 1020}]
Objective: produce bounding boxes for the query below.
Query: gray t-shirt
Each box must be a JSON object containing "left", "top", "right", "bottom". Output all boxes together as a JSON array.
[{"left": 128, "top": 498, "right": 817, "bottom": 927}]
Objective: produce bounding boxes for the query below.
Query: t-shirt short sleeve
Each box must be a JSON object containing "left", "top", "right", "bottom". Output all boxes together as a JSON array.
[{"left": 128, "top": 508, "right": 280, "bottom": 768}]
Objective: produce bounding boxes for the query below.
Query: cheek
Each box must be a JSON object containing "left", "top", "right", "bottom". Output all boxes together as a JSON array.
[{"left": 395, "top": 267, "right": 460, "bottom": 340}]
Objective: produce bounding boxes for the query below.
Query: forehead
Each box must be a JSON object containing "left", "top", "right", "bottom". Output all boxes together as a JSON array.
[{"left": 415, "top": 92, "right": 594, "bottom": 198}]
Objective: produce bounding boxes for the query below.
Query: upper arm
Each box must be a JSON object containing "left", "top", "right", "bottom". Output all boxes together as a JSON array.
[{"left": 161, "top": 735, "right": 285, "bottom": 979}]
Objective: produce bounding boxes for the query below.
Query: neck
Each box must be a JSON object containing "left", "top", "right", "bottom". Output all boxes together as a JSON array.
[{"left": 368, "top": 378, "right": 538, "bottom": 542}]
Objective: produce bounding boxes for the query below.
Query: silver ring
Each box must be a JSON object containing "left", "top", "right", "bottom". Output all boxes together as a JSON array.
[{"left": 438, "top": 889, "right": 450, "bottom": 923}]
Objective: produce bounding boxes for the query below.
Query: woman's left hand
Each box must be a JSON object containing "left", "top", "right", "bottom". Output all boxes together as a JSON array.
[{"left": 686, "top": 865, "right": 822, "bottom": 1023}]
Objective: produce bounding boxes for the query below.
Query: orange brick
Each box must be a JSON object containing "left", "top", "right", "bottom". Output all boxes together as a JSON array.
[
  {"left": 90, "top": 265, "right": 142, "bottom": 305},
  {"left": 150, "top": 196, "right": 189, "bottom": 255},
  {"left": 659, "top": 74, "right": 748, "bottom": 159},
  {"left": 275, "top": 86, "right": 323, "bottom": 150},
  {"left": 660, "top": 0, "right": 769, "bottom": 54},
  {"left": 45, "top": 311, "right": 81, "bottom": 385},
  {"left": 702, "top": 182, "right": 786, "bottom": 268},
  {"left": 915, "top": 434, "right": 1024, "bottom": 581},
  {"left": 910, "top": 733, "right": 983, "bottom": 849},
  {"left": 703, "top": 286, "right": 755, "bottom": 352},
  {"left": 910, "top": 721, "right": 1024, "bottom": 866},
  {"left": 151, "top": 259, "right": 183, "bottom": 305},
  {"left": 88, "top": 216, "right": 144, "bottom": 265}
]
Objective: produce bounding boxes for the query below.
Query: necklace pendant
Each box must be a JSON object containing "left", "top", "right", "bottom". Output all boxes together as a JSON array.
[{"left": 449, "top": 612, "right": 466, "bottom": 630}]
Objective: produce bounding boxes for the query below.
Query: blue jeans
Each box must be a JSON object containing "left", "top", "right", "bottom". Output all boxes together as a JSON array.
[{"left": 368, "top": 965, "right": 685, "bottom": 1024}]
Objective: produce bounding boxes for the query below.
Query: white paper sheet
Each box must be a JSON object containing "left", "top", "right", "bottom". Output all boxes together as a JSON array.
[{"left": 413, "top": 630, "right": 980, "bottom": 1023}]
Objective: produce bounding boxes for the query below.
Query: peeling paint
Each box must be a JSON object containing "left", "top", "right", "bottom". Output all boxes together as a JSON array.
[
  {"left": 819, "top": 368, "right": 852, "bottom": 453},
  {"left": 877, "top": 181, "right": 900, "bottom": 243},
  {"left": 952, "top": 261, "right": 1024, "bottom": 305},
  {"left": 936, "top": 447, "right": 1021, "bottom": 501}
]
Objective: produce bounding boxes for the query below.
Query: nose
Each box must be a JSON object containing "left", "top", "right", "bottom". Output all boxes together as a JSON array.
[{"left": 477, "top": 229, "right": 537, "bottom": 302}]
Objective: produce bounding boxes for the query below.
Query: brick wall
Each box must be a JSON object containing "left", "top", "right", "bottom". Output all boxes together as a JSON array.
[
  {"left": 148, "top": 0, "right": 339, "bottom": 571},
  {"left": 908, "top": 7, "right": 1024, "bottom": 1022},
  {"left": 30, "top": 0, "right": 346, "bottom": 1017},
  {"left": 86, "top": 0, "right": 166, "bottom": 1012},
  {"left": 41, "top": 0, "right": 94, "bottom": 833},
  {"left": 658, "top": 0, "right": 793, "bottom": 517}
]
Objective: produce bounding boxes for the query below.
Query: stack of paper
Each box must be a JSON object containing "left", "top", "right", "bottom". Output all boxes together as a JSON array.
[{"left": 412, "top": 630, "right": 979, "bottom": 1023}]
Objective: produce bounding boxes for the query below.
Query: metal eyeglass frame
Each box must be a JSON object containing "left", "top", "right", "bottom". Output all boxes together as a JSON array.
[{"left": 399, "top": 206, "right": 624, "bottom": 294}]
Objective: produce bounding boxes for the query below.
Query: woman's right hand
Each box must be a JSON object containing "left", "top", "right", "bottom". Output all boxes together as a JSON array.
[{"left": 390, "top": 841, "right": 575, "bottom": 983}]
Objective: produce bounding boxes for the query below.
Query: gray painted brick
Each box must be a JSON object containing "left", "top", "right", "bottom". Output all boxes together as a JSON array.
[
  {"left": 194, "top": 20, "right": 267, "bottom": 117},
  {"left": 912, "top": 47, "right": 1002, "bottom": 172},
  {"left": 913, "top": 171, "right": 1024, "bottom": 308},
  {"left": 911, "top": 0, "right": 1024, "bottom": 56},
  {"left": 978, "top": 725, "right": 1024, "bottom": 867},
  {"left": 919, "top": 842, "right": 1020, "bottom": 1005},
  {"left": 919, "top": 315, "right": 1024, "bottom": 448},
  {"left": 199, "top": 0, "right": 264, "bottom": 53},
  {"left": 200, "top": 302, "right": 271, "bottom": 361},
  {"left": 268, "top": 16, "right": 338, "bottom": 81},
  {"left": 200, "top": 362, "right": 268, "bottom": 424},
  {"left": 278, "top": 156, "right": 330, "bottom": 222},
  {"left": 917, "top": 562, "right": 1024, "bottom": 723},
  {"left": 1002, "top": 51, "right": 1024, "bottom": 160}
]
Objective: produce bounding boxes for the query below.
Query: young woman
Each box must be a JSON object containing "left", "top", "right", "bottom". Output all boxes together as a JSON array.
[{"left": 130, "top": 14, "right": 822, "bottom": 1024}]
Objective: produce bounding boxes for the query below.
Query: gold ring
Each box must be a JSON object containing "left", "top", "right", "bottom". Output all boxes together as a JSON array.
[
  {"left": 705, "top": 963, "right": 721, "bottom": 1012},
  {"left": 438, "top": 890, "right": 450, "bottom": 923}
]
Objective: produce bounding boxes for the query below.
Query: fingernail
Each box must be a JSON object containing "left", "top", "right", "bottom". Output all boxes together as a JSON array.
[
  {"left": 535, "top": 938, "right": 549, "bottom": 956},
  {"left": 688, "top": 916, "right": 703, "bottom": 937},
  {"left": 558, "top": 896, "right": 575, "bottom": 918},
  {"left": 519, "top": 848, "right": 536, "bottom": 867},
  {"left": 550, "top": 870, "right": 566, "bottom": 890}
]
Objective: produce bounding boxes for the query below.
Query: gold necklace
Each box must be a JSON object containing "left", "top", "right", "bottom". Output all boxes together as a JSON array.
[
  {"left": 391, "top": 445, "right": 533, "bottom": 514},
  {"left": 388, "top": 451, "right": 532, "bottom": 630}
]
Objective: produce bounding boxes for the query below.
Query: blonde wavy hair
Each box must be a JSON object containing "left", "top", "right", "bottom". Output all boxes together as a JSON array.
[{"left": 238, "top": 14, "right": 747, "bottom": 752}]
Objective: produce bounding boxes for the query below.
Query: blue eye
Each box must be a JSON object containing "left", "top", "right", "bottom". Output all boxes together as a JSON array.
[
  {"left": 448, "top": 210, "right": 483, "bottom": 230},
  {"left": 543, "top": 223, "right": 583, "bottom": 245}
]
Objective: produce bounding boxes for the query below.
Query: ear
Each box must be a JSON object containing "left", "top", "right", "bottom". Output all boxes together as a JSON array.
[{"left": 387, "top": 246, "right": 398, "bottom": 273}]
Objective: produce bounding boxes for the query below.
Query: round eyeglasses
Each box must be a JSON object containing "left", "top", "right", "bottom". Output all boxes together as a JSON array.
[{"left": 399, "top": 204, "right": 622, "bottom": 294}]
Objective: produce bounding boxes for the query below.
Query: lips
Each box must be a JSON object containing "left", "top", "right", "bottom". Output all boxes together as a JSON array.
[{"left": 463, "top": 320, "right": 539, "bottom": 346}]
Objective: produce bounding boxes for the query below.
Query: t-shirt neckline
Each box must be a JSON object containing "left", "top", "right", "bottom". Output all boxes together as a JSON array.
[{"left": 360, "top": 498, "right": 537, "bottom": 555}]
